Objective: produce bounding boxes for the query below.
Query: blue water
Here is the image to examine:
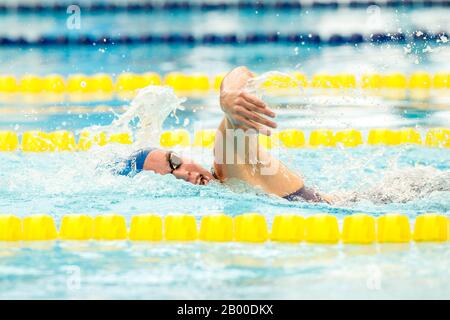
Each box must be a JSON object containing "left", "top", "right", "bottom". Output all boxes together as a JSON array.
[
  {"left": 0, "top": 105, "right": 449, "bottom": 299},
  {"left": 0, "top": 6, "right": 449, "bottom": 75},
  {"left": 0, "top": 3, "right": 450, "bottom": 299}
]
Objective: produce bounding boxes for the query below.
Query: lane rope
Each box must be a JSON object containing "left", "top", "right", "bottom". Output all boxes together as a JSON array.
[
  {"left": 0, "top": 31, "right": 447, "bottom": 46},
  {"left": 0, "top": 128, "right": 449, "bottom": 152},
  {"left": 1, "top": 0, "right": 450, "bottom": 13},
  {"left": 1, "top": 72, "right": 449, "bottom": 94},
  {"left": 0, "top": 213, "right": 448, "bottom": 243}
]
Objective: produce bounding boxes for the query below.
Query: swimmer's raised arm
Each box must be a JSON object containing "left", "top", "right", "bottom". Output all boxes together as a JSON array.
[
  {"left": 219, "top": 66, "right": 277, "bottom": 136},
  {"left": 213, "top": 66, "right": 304, "bottom": 198},
  {"left": 213, "top": 66, "right": 332, "bottom": 203}
]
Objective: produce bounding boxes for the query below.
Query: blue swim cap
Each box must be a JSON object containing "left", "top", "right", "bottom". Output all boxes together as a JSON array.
[{"left": 116, "top": 147, "right": 158, "bottom": 176}]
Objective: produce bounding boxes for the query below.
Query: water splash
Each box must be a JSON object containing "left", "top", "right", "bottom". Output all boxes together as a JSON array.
[
  {"left": 245, "top": 71, "right": 301, "bottom": 96},
  {"left": 112, "top": 85, "right": 186, "bottom": 149},
  {"left": 334, "top": 166, "right": 450, "bottom": 206}
]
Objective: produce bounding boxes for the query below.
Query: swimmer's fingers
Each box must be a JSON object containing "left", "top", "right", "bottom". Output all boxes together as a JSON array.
[
  {"left": 234, "top": 115, "right": 271, "bottom": 136},
  {"left": 241, "top": 92, "right": 276, "bottom": 118},
  {"left": 238, "top": 98, "right": 277, "bottom": 121},
  {"left": 235, "top": 106, "right": 277, "bottom": 130}
]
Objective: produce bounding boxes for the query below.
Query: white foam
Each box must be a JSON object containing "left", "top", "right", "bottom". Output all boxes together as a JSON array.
[
  {"left": 334, "top": 166, "right": 450, "bottom": 205},
  {"left": 112, "top": 85, "right": 186, "bottom": 149},
  {"left": 245, "top": 71, "right": 301, "bottom": 96}
]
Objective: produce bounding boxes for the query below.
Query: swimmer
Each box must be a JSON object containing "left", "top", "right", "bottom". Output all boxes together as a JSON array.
[{"left": 117, "top": 66, "right": 332, "bottom": 204}]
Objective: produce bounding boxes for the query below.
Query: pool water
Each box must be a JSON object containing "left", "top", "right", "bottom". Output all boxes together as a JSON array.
[
  {"left": 1, "top": 103, "right": 449, "bottom": 299},
  {"left": 0, "top": 2, "right": 449, "bottom": 299}
]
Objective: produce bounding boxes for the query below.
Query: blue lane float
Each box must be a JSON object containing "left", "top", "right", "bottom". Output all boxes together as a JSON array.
[
  {"left": 0, "top": 31, "right": 447, "bottom": 47},
  {"left": 1, "top": 1, "right": 450, "bottom": 13}
]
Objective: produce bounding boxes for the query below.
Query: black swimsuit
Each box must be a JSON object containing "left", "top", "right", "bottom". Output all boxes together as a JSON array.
[{"left": 283, "top": 186, "right": 325, "bottom": 202}]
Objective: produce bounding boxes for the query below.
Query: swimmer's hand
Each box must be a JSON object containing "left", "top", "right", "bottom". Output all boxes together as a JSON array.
[{"left": 220, "top": 66, "right": 277, "bottom": 136}]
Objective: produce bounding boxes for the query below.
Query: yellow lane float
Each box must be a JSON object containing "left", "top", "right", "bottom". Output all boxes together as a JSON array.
[
  {"left": 335, "top": 129, "right": 363, "bottom": 147},
  {"left": 270, "top": 214, "right": 305, "bottom": 242},
  {"left": 425, "top": 128, "right": 450, "bottom": 147},
  {"left": 200, "top": 214, "right": 233, "bottom": 242},
  {"left": 0, "top": 214, "right": 22, "bottom": 241},
  {"left": 93, "top": 214, "right": 127, "bottom": 240},
  {"left": 413, "top": 214, "right": 448, "bottom": 242},
  {"left": 22, "top": 214, "right": 58, "bottom": 241},
  {"left": 278, "top": 129, "right": 305, "bottom": 148},
  {"left": 43, "top": 74, "right": 67, "bottom": 93},
  {"left": 0, "top": 128, "right": 449, "bottom": 153},
  {"left": 160, "top": 129, "right": 191, "bottom": 147},
  {"left": 0, "top": 213, "right": 448, "bottom": 243},
  {"left": 129, "top": 214, "right": 163, "bottom": 241},
  {"left": 0, "top": 72, "right": 449, "bottom": 96},
  {"left": 0, "top": 131, "right": 19, "bottom": 151},
  {"left": 309, "top": 129, "right": 336, "bottom": 147},
  {"left": 377, "top": 214, "right": 411, "bottom": 243},
  {"left": 342, "top": 214, "right": 376, "bottom": 244},
  {"left": 165, "top": 214, "right": 198, "bottom": 241},
  {"left": 235, "top": 213, "right": 269, "bottom": 243},
  {"left": 0, "top": 75, "right": 18, "bottom": 92},
  {"left": 59, "top": 215, "right": 94, "bottom": 240},
  {"left": 305, "top": 214, "right": 339, "bottom": 244},
  {"left": 193, "top": 129, "right": 216, "bottom": 148}
]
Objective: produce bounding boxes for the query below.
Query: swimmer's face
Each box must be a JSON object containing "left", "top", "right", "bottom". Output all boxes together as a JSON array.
[{"left": 144, "top": 149, "right": 214, "bottom": 186}]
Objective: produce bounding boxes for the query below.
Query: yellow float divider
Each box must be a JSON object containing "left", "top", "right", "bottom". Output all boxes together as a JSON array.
[
  {"left": 0, "top": 213, "right": 449, "bottom": 243},
  {"left": 93, "top": 214, "right": 127, "bottom": 240},
  {"left": 0, "top": 214, "right": 22, "bottom": 241},
  {"left": 160, "top": 129, "right": 191, "bottom": 148},
  {"left": 433, "top": 73, "right": 450, "bottom": 89},
  {"left": 309, "top": 129, "right": 336, "bottom": 147},
  {"left": 60, "top": 215, "right": 94, "bottom": 240},
  {"left": 48, "top": 131, "right": 77, "bottom": 151},
  {"left": 164, "top": 214, "right": 198, "bottom": 241},
  {"left": 234, "top": 213, "right": 269, "bottom": 243},
  {"left": 1, "top": 72, "right": 450, "bottom": 93},
  {"left": 193, "top": 129, "right": 216, "bottom": 148},
  {"left": 305, "top": 214, "right": 340, "bottom": 244},
  {"left": 43, "top": 74, "right": 66, "bottom": 93},
  {"left": 399, "top": 128, "right": 422, "bottom": 145},
  {"left": 342, "top": 214, "right": 376, "bottom": 244},
  {"left": 4, "top": 128, "right": 450, "bottom": 152},
  {"left": 129, "top": 214, "right": 163, "bottom": 241},
  {"left": 0, "top": 131, "right": 19, "bottom": 151},
  {"left": 377, "top": 214, "right": 411, "bottom": 243},
  {"left": 409, "top": 72, "right": 432, "bottom": 90},
  {"left": 199, "top": 214, "right": 233, "bottom": 242},
  {"left": 278, "top": 129, "right": 305, "bottom": 148},
  {"left": 270, "top": 214, "right": 305, "bottom": 243},
  {"left": 0, "top": 75, "right": 18, "bottom": 92},
  {"left": 90, "top": 73, "right": 114, "bottom": 93},
  {"left": 108, "top": 133, "right": 133, "bottom": 145},
  {"left": 21, "top": 131, "right": 54, "bottom": 152},
  {"left": 20, "top": 74, "right": 45, "bottom": 93},
  {"left": 413, "top": 214, "right": 448, "bottom": 242},
  {"left": 425, "top": 128, "right": 450, "bottom": 147},
  {"left": 23, "top": 214, "right": 58, "bottom": 241},
  {"left": 334, "top": 129, "right": 363, "bottom": 147}
]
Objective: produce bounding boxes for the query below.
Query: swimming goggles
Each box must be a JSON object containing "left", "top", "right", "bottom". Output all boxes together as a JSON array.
[{"left": 167, "top": 151, "right": 183, "bottom": 173}]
